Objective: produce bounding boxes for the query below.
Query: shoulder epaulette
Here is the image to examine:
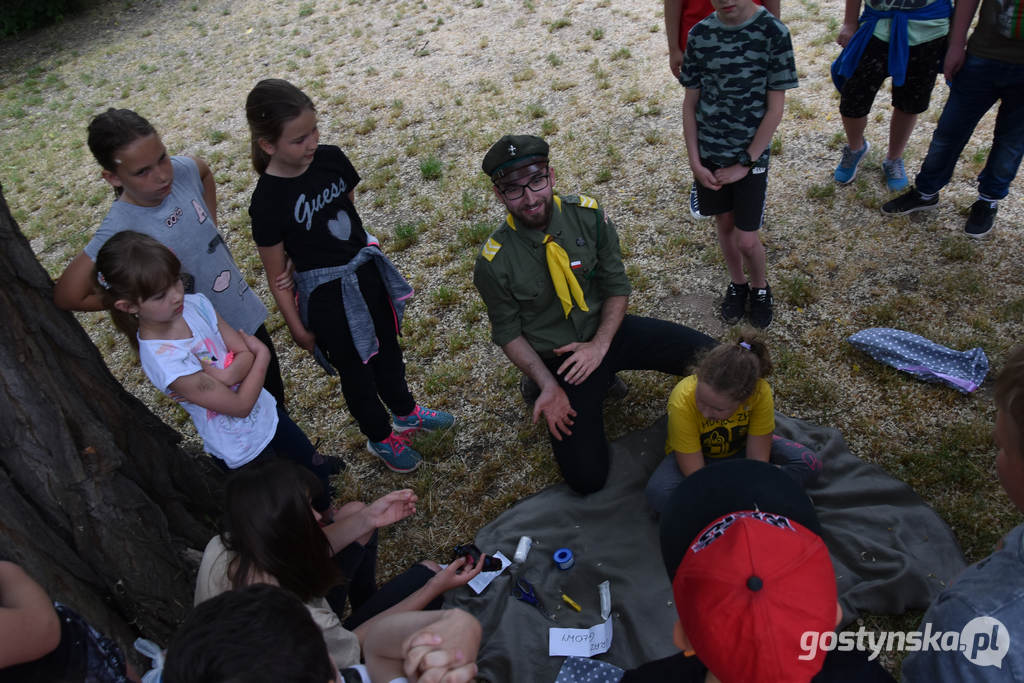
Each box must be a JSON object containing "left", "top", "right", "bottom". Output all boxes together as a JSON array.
[
  {"left": 481, "top": 236, "right": 502, "bottom": 262},
  {"left": 564, "top": 194, "right": 599, "bottom": 210}
]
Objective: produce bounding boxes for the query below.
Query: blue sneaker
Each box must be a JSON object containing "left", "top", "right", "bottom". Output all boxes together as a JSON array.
[
  {"left": 834, "top": 140, "right": 870, "bottom": 185},
  {"left": 688, "top": 182, "right": 709, "bottom": 220},
  {"left": 367, "top": 433, "right": 421, "bottom": 473},
  {"left": 882, "top": 157, "right": 908, "bottom": 192},
  {"left": 393, "top": 404, "right": 455, "bottom": 433}
]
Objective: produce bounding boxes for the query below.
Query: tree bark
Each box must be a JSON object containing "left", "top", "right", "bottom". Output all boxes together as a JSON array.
[{"left": 0, "top": 182, "right": 222, "bottom": 656}]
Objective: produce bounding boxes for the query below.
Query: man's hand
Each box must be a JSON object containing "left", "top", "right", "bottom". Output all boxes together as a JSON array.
[
  {"left": 713, "top": 164, "right": 750, "bottom": 186},
  {"left": 837, "top": 21, "right": 857, "bottom": 47},
  {"left": 554, "top": 340, "right": 608, "bottom": 385},
  {"left": 533, "top": 383, "right": 576, "bottom": 440},
  {"left": 364, "top": 489, "right": 418, "bottom": 529}
]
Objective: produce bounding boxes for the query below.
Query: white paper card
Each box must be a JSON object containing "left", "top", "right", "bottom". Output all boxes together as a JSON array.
[
  {"left": 548, "top": 618, "right": 614, "bottom": 657},
  {"left": 466, "top": 550, "right": 511, "bottom": 594}
]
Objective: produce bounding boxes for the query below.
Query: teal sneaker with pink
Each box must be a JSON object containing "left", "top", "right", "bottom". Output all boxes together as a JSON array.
[
  {"left": 393, "top": 405, "right": 455, "bottom": 433},
  {"left": 367, "top": 432, "right": 421, "bottom": 473}
]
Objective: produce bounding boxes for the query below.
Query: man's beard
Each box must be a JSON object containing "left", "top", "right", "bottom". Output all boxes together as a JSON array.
[{"left": 511, "top": 195, "right": 553, "bottom": 230}]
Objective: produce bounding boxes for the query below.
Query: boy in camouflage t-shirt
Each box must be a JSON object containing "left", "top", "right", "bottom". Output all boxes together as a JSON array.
[{"left": 681, "top": 0, "right": 797, "bottom": 328}]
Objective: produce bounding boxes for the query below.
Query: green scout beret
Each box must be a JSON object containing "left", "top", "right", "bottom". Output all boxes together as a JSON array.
[{"left": 482, "top": 135, "right": 549, "bottom": 179}]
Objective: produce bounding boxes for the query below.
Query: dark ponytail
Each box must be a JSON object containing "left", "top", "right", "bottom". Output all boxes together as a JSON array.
[
  {"left": 87, "top": 108, "right": 157, "bottom": 197},
  {"left": 94, "top": 231, "right": 181, "bottom": 350},
  {"left": 245, "top": 79, "right": 316, "bottom": 175},
  {"left": 695, "top": 328, "right": 772, "bottom": 403}
]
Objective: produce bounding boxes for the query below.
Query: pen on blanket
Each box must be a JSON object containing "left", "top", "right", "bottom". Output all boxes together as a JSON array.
[{"left": 561, "top": 593, "right": 581, "bottom": 611}]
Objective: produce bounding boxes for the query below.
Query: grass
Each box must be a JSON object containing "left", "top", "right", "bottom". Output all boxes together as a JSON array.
[
  {"left": 419, "top": 156, "right": 442, "bottom": 180},
  {"left": 2, "top": 2, "right": 1022, "bottom": 677}
]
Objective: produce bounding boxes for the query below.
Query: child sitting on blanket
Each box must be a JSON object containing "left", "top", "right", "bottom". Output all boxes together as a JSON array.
[
  {"left": 645, "top": 332, "right": 820, "bottom": 514},
  {"left": 622, "top": 459, "right": 895, "bottom": 683},
  {"left": 901, "top": 346, "right": 1024, "bottom": 679},
  {"left": 165, "top": 584, "right": 482, "bottom": 683},
  {"left": 194, "top": 460, "right": 486, "bottom": 673}
]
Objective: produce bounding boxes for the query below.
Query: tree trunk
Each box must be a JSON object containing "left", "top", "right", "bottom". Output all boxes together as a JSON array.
[{"left": 0, "top": 182, "right": 222, "bottom": 656}]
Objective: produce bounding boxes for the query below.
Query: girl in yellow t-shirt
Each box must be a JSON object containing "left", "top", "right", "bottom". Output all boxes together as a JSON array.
[{"left": 645, "top": 333, "right": 820, "bottom": 513}]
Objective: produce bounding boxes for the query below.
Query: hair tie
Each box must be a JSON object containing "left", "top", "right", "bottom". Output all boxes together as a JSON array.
[
  {"left": 96, "top": 271, "right": 111, "bottom": 290},
  {"left": 738, "top": 341, "right": 751, "bottom": 350}
]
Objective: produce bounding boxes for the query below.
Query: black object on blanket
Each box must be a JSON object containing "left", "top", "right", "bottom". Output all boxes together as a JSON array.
[{"left": 447, "top": 413, "right": 966, "bottom": 682}]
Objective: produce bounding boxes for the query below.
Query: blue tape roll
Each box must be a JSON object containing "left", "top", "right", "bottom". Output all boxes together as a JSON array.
[{"left": 553, "top": 547, "right": 574, "bottom": 570}]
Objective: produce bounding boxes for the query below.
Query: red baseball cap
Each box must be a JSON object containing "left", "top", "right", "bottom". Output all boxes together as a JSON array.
[{"left": 661, "top": 460, "right": 837, "bottom": 683}]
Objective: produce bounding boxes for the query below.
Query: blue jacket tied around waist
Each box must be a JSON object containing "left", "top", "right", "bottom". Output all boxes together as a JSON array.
[{"left": 831, "top": 0, "right": 952, "bottom": 91}]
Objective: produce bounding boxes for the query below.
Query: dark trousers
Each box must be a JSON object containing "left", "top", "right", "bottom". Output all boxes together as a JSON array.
[
  {"left": 326, "top": 531, "right": 439, "bottom": 629},
  {"left": 308, "top": 280, "right": 415, "bottom": 443},
  {"left": 245, "top": 404, "right": 334, "bottom": 511},
  {"left": 645, "top": 434, "right": 823, "bottom": 514},
  {"left": 253, "top": 324, "right": 287, "bottom": 414},
  {"left": 545, "top": 315, "right": 716, "bottom": 494}
]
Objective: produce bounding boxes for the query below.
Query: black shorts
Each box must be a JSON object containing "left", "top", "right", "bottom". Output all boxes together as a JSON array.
[
  {"left": 695, "top": 159, "right": 769, "bottom": 232},
  {"left": 839, "top": 35, "right": 948, "bottom": 117}
]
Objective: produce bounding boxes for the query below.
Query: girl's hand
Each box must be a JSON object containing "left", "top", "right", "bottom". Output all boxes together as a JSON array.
[
  {"left": 197, "top": 357, "right": 236, "bottom": 388},
  {"left": 403, "top": 610, "right": 482, "bottom": 683},
  {"left": 365, "top": 489, "right": 418, "bottom": 529},
  {"left": 430, "top": 555, "right": 487, "bottom": 593},
  {"left": 289, "top": 326, "right": 316, "bottom": 352},
  {"left": 274, "top": 255, "right": 295, "bottom": 291},
  {"left": 239, "top": 330, "right": 270, "bottom": 361}
]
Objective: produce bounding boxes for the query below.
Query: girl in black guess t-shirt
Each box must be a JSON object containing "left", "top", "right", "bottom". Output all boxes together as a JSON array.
[{"left": 245, "top": 79, "right": 454, "bottom": 475}]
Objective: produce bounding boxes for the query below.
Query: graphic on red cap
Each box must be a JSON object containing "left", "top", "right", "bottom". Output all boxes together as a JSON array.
[{"left": 672, "top": 511, "right": 837, "bottom": 683}]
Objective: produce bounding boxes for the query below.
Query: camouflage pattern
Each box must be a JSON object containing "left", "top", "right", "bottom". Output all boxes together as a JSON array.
[{"left": 680, "top": 8, "right": 798, "bottom": 168}]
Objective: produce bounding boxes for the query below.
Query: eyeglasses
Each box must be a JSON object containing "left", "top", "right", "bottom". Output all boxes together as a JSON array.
[{"left": 496, "top": 171, "right": 550, "bottom": 200}]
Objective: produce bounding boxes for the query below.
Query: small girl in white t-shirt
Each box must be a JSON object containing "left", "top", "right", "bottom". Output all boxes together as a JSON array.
[{"left": 93, "top": 230, "right": 335, "bottom": 511}]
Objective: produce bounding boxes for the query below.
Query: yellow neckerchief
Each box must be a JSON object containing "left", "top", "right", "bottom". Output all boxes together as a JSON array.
[{"left": 506, "top": 195, "right": 589, "bottom": 318}]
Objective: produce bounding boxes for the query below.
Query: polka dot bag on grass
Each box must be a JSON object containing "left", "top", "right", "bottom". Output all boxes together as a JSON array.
[{"left": 847, "top": 328, "right": 989, "bottom": 394}]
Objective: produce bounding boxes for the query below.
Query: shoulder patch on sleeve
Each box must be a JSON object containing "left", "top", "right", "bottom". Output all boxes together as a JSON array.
[
  {"left": 577, "top": 194, "right": 599, "bottom": 209},
  {"left": 481, "top": 236, "right": 502, "bottom": 262}
]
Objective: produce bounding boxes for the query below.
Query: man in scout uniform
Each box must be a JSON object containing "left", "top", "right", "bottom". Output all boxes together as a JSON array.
[{"left": 473, "top": 134, "right": 716, "bottom": 495}]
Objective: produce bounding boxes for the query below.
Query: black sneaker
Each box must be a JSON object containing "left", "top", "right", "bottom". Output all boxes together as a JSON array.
[
  {"left": 964, "top": 199, "right": 997, "bottom": 239},
  {"left": 312, "top": 439, "right": 346, "bottom": 474},
  {"left": 880, "top": 187, "right": 939, "bottom": 216},
  {"left": 720, "top": 282, "right": 749, "bottom": 325},
  {"left": 749, "top": 284, "right": 774, "bottom": 329}
]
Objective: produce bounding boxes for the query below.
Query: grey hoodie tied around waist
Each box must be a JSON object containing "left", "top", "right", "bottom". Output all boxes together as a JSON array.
[{"left": 292, "top": 241, "right": 414, "bottom": 374}]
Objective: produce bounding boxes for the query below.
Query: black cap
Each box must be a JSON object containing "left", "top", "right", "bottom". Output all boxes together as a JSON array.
[
  {"left": 659, "top": 459, "right": 822, "bottom": 581},
  {"left": 482, "top": 134, "right": 549, "bottom": 179}
]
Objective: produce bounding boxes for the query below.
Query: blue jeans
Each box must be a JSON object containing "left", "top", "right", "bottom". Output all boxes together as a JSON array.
[
  {"left": 645, "top": 434, "right": 822, "bottom": 515},
  {"left": 916, "top": 55, "right": 1024, "bottom": 200}
]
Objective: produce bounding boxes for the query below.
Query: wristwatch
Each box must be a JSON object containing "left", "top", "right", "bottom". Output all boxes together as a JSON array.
[{"left": 736, "top": 150, "right": 753, "bottom": 168}]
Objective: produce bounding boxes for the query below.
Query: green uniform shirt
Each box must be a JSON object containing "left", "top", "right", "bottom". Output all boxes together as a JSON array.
[{"left": 473, "top": 194, "right": 632, "bottom": 357}]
